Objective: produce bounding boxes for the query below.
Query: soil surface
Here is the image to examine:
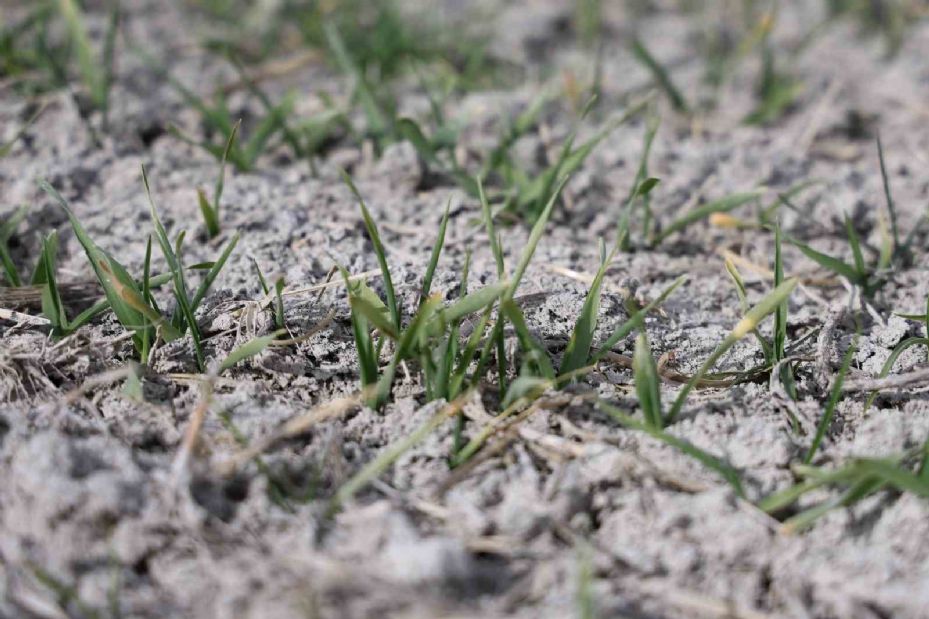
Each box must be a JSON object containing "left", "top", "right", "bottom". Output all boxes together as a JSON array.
[{"left": 3, "top": 1, "right": 929, "bottom": 618}]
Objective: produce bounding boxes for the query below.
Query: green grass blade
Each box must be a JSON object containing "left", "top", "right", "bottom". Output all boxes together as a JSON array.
[
  {"left": 374, "top": 295, "right": 443, "bottom": 409},
  {"left": 57, "top": 0, "right": 104, "bottom": 109},
  {"left": 449, "top": 304, "right": 494, "bottom": 397},
  {"left": 330, "top": 396, "right": 466, "bottom": 515},
  {"left": 633, "top": 332, "right": 663, "bottom": 429},
  {"left": 340, "top": 268, "right": 379, "bottom": 392},
  {"left": 323, "top": 21, "right": 389, "bottom": 138},
  {"left": 844, "top": 216, "right": 866, "bottom": 278},
  {"left": 598, "top": 400, "right": 743, "bottom": 495},
  {"left": 197, "top": 189, "right": 219, "bottom": 239},
  {"left": 34, "top": 232, "right": 66, "bottom": 332},
  {"left": 786, "top": 235, "right": 865, "bottom": 286},
  {"left": 560, "top": 243, "right": 612, "bottom": 374},
  {"left": 591, "top": 275, "right": 687, "bottom": 362},
  {"left": 349, "top": 294, "right": 400, "bottom": 340},
  {"left": 631, "top": 38, "right": 689, "bottom": 113},
  {"left": 506, "top": 176, "right": 570, "bottom": 299},
  {"left": 40, "top": 180, "right": 168, "bottom": 344},
  {"left": 725, "top": 257, "right": 774, "bottom": 362},
  {"left": 438, "top": 281, "right": 509, "bottom": 326},
  {"left": 420, "top": 199, "right": 450, "bottom": 305},
  {"left": 667, "top": 277, "right": 798, "bottom": 423},
  {"left": 781, "top": 476, "right": 884, "bottom": 533},
  {"left": 340, "top": 170, "right": 399, "bottom": 328},
  {"left": 0, "top": 205, "right": 28, "bottom": 286},
  {"left": 655, "top": 190, "right": 762, "bottom": 245},
  {"left": 502, "top": 299, "right": 555, "bottom": 381},
  {"left": 877, "top": 134, "right": 901, "bottom": 259},
  {"left": 191, "top": 233, "right": 239, "bottom": 311},
  {"left": 774, "top": 219, "right": 796, "bottom": 397},
  {"left": 805, "top": 336, "right": 856, "bottom": 463},
  {"left": 864, "top": 337, "right": 929, "bottom": 410},
  {"left": 397, "top": 117, "right": 440, "bottom": 166},
  {"left": 478, "top": 178, "right": 506, "bottom": 278},
  {"left": 220, "top": 333, "right": 278, "bottom": 373}
]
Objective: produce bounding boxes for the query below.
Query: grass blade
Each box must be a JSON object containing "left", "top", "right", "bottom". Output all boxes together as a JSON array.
[
  {"left": 633, "top": 332, "right": 663, "bottom": 429},
  {"left": 41, "top": 180, "right": 169, "bottom": 346},
  {"left": 598, "top": 400, "right": 743, "bottom": 495},
  {"left": 0, "top": 205, "right": 27, "bottom": 286},
  {"left": 631, "top": 38, "right": 689, "bottom": 113},
  {"left": 560, "top": 242, "right": 613, "bottom": 374},
  {"left": 787, "top": 235, "right": 865, "bottom": 286},
  {"left": 341, "top": 170, "right": 399, "bottom": 328},
  {"left": 57, "top": 0, "right": 104, "bottom": 109},
  {"left": 667, "top": 277, "right": 798, "bottom": 423},
  {"left": 220, "top": 333, "right": 279, "bottom": 373},
  {"left": 420, "top": 199, "right": 450, "bottom": 304},
  {"left": 655, "top": 190, "right": 763, "bottom": 245},
  {"left": 773, "top": 219, "right": 795, "bottom": 396},
  {"left": 877, "top": 134, "right": 901, "bottom": 260},
  {"left": 864, "top": 336, "right": 929, "bottom": 410},
  {"left": 591, "top": 275, "right": 687, "bottom": 362},
  {"left": 805, "top": 335, "right": 857, "bottom": 463}
]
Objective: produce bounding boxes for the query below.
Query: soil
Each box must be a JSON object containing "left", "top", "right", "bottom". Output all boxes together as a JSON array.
[{"left": 3, "top": 1, "right": 929, "bottom": 618}]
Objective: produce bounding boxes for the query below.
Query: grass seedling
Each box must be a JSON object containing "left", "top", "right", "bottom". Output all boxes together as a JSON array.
[
  {"left": 560, "top": 240, "right": 613, "bottom": 375},
  {"left": 616, "top": 109, "right": 660, "bottom": 248},
  {"left": 876, "top": 134, "right": 912, "bottom": 266},
  {"left": 0, "top": 103, "right": 47, "bottom": 158},
  {"left": 784, "top": 211, "right": 883, "bottom": 297},
  {"left": 653, "top": 189, "right": 764, "bottom": 246},
  {"left": 598, "top": 399, "right": 744, "bottom": 495},
  {"left": 473, "top": 176, "right": 572, "bottom": 403},
  {"left": 575, "top": 0, "right": 603, "bottom": 48},
  {"left": 27, "top": 230, "right": 136, "bottom": 337},
  {"left": 252, "top": 259, "right": 286, "bottom": 333},
  {"left": 631, "top": 38, "right": 689, "bottom": 114},
  {"left": 197, "top": 120, "right": 239, "bottom": 238},
  {"left": 342, "top": 171, "right": 400, "bottom": 329},
  {"left": 329, "top": 394, "right": 471, "bottom": 515},
  {"left": 806, "top": 334, "right": 857, "bottom": 463},
  {"left": 701, "top": 7, "right": 774, "bottom": 108},
  {"left": 143, "top": 166, "right": 240, "bottom": 371},
  {"left": 164, "top": 81, "right": 292, "bottom": 172},
  {"left": 666, "top": 277, "right": 799, "bottom": 423},
  {"left": 56, "top": 0, "right": 121, "bottom": 127},
  {"left": 757, "top": 179, "right": 822, "bottom": 226},
  {"left": 0, "top": 205, "right": 28, "bottom": 286},
  {"left": 632, "top": 331, "right": 663, "bottom": 429},
  {"left": 784, "top": 138, "right": 907, "bottom": 295},
  {"left": 724, "top": 258, "right": 775, "bottom": 363},
  {"left": 39, "top": 171, "right": 238, "bottom": 366},
  {"left": 505, "top": 97, "right": 646, "bottom": 223},
  {"left": 141, "top": 47, "right": 327, "bottom": 173},
  {"left": 41, "top": 181, "right": 175, "bottom": 363},
  {"left": 864, "top": 291, "right": 929, "bottom": 408},
  {"left": 773, "top": 219, "right": 797, "bottom": 399},
  {"left": 341, "top": 172, "right": 508, "bottom": 409},
  {"left": 743, "top": 15, "right": 802, "bottom": 125},
  {"left": 759, "top": 435, "right": 929, "bottom": 532},
  {"left": 219, "top": 331, "right": 281, "bottom": 373},
  {"left": 589, "top": 275, "right": 688, "bottom": 363},
  {"left": 323, "top": 20, "right": 397, "bottom": 149}
]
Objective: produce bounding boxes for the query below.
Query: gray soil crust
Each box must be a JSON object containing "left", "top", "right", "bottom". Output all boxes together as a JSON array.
[{"left": 3, "top": 1, "right": 929, "bottom": 618}]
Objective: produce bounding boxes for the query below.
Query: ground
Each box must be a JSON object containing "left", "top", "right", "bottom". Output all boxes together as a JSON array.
[{"left": 2, "top": 1, "right": 929, "bottom": 618}]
